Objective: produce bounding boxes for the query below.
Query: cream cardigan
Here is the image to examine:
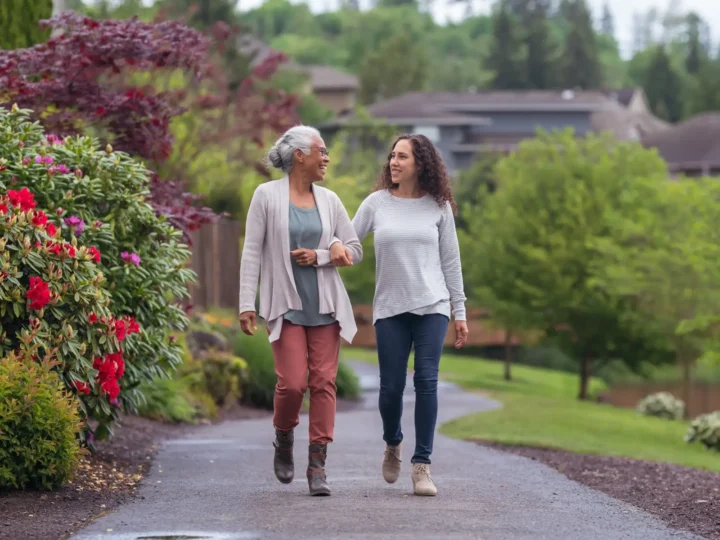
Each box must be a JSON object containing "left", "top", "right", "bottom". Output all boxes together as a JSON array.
[{"left": 239, "top": 177, "right": 363, "bottom": 343}]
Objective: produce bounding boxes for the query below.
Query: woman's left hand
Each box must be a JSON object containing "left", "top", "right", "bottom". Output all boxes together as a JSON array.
[
  {"left": 291, "top": 248, "right": 318, "bottom": 267},
  {"left": 454, "top": 321, "right": 469, "bottom": 349}
]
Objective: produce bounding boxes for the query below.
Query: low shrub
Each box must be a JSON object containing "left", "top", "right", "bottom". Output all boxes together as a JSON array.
[
  {"left": 233, "top": 330, "right": 276, "bottom": 410},
  {"left": 135, "top": 377, "right": 200, "bottom": 424},
  {"left": 685, "top": 411, "right": 720, "bottom": 452},
  {"left": 636, "top": 391, "right": 685, "bottom": 420},
  {"left": 336, "top": 361, "right": 361, "bottom": 400},
  {"left": 0, "top": 354, "right": 84, "bottom": 490}
]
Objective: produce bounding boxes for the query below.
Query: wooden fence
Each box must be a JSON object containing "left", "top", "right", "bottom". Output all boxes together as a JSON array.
[{"left": 187, "top": 219, "right": 242, "bottom": 311}]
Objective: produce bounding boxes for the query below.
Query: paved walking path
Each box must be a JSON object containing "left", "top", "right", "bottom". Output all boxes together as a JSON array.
[{"left": 73, "top": 361, "right": 698, "bottom": 540}]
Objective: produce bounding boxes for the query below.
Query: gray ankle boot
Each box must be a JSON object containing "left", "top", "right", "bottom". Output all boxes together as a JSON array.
[
  {"left": 306, "top": 443, "right": 331, "bottom": 496},
  {"left": 273, "top": 429, "right": 294, "bottom": 484}
]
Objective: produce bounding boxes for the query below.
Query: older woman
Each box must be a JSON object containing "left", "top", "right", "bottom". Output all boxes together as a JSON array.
[{"left": 238, "top": 125, "right": 362, "bottom": 497}]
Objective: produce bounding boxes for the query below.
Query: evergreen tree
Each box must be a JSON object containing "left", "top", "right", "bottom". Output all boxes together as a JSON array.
[
  {"left": 561, "top": 0, "right": 602, "bottom": 89},
  {"left": 486, "top": 7, "right": 526, "bottom": 90},
  {"left": 524, "top": 0, "right": 556, "bottom": 89},
  {"left": 685, "top": 12, "right": 704, "bottom": 75},
  {"left": 600, "top": 2, "right": 614, "bottom": 38},
  {"left": 0, "top": 0, "right": 53, "bottom": 50},
  {"left": 644, "top": 45, "right": 685, "bottom": 122}
]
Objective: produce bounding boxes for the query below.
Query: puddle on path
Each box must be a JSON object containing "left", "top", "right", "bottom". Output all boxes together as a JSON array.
[{"left": 74, "top": 532, "right": 261, "bottom": 540}]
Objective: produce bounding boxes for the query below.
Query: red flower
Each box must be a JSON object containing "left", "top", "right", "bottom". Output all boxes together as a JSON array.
[
  {"left": 100, "top": 378, "right": 120, "bottom": 401},
  {"left": 125, "top": 316, "right": 141, "bottom": 335},
  {"left": 7, "top": 187, "right": 36, "bottom": 212},
  {"left": 74, "top": 381, "right": 91, "bottom": 395},
  {"left": 48, "top": 242, "right": 63, "bottom": 255},
  {"left": 88, "top": 313, "right": 98, "bottom": 324},
  {"left": 87, "top": 246, "right": 101, "bottom": 263},
  {"left": 45, "top": 222, "right": 57, "bottom": 237},
  {"left": 0, "top": 203, "right": 7, "bottom": 215},
  {"left": 27, "top": 276, "right": 50, "bottom": 310},
  {"left": 113, "top": 318, "right": 127, "bottom": 341},
  {"left": 107, "top": 351, "right": 125, "bottom": 378},
  {"left": 64, "top": 243, "right": 76, "bottom": 258},
  {"left": 31, "top": 210, "right": 48, "bottom": 227}
]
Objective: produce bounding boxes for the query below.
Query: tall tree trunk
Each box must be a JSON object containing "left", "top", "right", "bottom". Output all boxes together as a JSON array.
[
  {"left": 578, "top": 354, "right": 592, "bottom": 400},
  {"left": 504, "top": 330, "right": 513, "bottom": 381}
]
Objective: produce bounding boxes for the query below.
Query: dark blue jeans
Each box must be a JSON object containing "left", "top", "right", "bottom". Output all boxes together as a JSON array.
[{"left": 375, "top": 313, "right": 449, "bottom": 464}]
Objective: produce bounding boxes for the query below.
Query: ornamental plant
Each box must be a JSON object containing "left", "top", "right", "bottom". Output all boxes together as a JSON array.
[
  {"left": 0, "top": 184, "right": 138, "bottom": 441},
  {"left": 685, "top": 411, "right": 720, "bottom": 452},
  {"left": 0, "top": 12, "right": 299, "bottom": 239},
  {"left": 636, "top": 391, "right": 686, "bottom": 421},
  {"left": 0, "top": 353, "right": 84, "bottom": 490},
  {"left": 0, "top": 106, "right": 194, "bottom": 440}
]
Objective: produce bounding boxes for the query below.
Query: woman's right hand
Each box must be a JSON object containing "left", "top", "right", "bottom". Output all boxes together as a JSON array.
[
  {"left": 239, "top": 311, "right": 257, "bottom": 336},
  {"left": 330, "top": 242, "right": 353, "bottom": 267}
]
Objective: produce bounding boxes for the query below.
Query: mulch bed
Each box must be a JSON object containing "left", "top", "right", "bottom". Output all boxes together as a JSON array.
[
  {"left": 0, "top": 405, "right": 271, "bottom": 540},
  {"left": 476, "top": 441, "right": 720, "bottom": 540}
]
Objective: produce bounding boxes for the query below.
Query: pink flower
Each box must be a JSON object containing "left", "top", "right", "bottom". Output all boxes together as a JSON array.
[
  {"left": 57, "top": 164, "right": 70, "bottom": 174},
  {"left": 121, "top": 251, "right": 141, "bottom": 266},
  {"left": 34, "top": 155, "right": 43, "bottom": 164},
  {"left": 64, "top": 215, "right": 85, "bottom": 236}
]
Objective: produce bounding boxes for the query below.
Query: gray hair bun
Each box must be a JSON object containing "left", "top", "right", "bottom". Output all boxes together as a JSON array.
[{"left": 266, "top": 125, "right": 322, "bottom": 174}]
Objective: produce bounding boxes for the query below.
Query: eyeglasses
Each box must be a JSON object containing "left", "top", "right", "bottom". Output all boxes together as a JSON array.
[{"left": 312, "top": 145, "right": 329, "bottom": 157}]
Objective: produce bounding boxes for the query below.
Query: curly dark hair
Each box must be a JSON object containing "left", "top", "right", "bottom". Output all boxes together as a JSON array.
[{"left": 375, "top": 134, "right": 457, "bottom": 214}]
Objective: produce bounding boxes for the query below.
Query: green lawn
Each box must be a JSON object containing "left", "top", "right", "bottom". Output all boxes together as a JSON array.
[{"left": 340, "top": 346, "right": 720, "bottom": 473}]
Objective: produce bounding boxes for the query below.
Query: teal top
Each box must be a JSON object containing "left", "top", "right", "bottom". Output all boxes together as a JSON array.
[{"left": 284, "top": 203, "right": 336, "bottom": 327}]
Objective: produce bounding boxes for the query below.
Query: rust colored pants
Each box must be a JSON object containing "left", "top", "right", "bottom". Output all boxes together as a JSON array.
[{"left": 271, "top": 321, "right": 341, "bottom": 444}]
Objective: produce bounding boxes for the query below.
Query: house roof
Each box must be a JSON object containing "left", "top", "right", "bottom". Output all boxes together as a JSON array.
[
  {"left": 305, "top": 65, "right": 358, "bottom": 91},
  {"left": 642, "top": 113, "right": 720, "bottom": 168},
  {"left": 364, "top": 90, "right": 618, "bottom": 121},
  {"left": 605, "top": 88, "right": 641, "bottom": 108}
]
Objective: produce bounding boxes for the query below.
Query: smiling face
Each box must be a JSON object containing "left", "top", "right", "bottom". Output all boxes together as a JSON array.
[
  {"left": 389, "top": 138, "right": 417, "bottom": 187},
  {"left": 295, "top": 136, "right": 329, "bottom": 182}
]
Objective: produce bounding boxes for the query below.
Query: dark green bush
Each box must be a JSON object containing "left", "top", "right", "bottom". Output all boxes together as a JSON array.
[
  {"left": 233, "top": 330, "right": 276, "bottom": 410},
  {"left": 336, "top": 361, "right": 361, "bottom": 400},
  {"left": 0, "top": 354, "right": 84, "bottom": 490}
]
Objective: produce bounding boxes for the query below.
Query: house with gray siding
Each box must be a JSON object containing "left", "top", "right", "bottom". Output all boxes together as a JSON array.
[{"left": 323, "top": 89, "right": 669, "bottom": 174}]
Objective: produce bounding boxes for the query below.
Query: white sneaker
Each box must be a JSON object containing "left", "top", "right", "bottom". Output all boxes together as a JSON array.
[
  {"left": 382, "top": 443, "right": 402, "bottom": 483},
  {"left": 412, "top": 463, "right": 437, "bottom": 496}
]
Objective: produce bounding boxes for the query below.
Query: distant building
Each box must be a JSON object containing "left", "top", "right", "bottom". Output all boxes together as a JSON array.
[
  {"left": 642, "top": 113, "right": 720, "bottom": 177},
  {"left": 303, "top": 65, "right": 358, "bottom": 116},
  {"left": 324, "top": 88, "right": 669, "bottom": 175},
  {"left": 236, "top": 35, "right": 358, "bottom": 116}
]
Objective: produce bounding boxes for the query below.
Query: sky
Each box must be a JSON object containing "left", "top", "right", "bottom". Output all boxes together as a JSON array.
[{"left": 234, "top": 0, "right": 719, "bottom": 58}]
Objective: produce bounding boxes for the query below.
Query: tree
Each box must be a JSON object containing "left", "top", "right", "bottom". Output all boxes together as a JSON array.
[
  {"left": 0, "top": 0, "right": 52, "bottom": 49},
  {"left": 688, "top": 59, "right": 720, "bottom": 115},
  {"left": 486, "top": 7, "right": 526, "bottom": 90},
  {"left": 0, "top": 13, "right": 298, "bottom": 238},
  {"left": 597, "top": 178, "right": 720, "bottom": 409},
  {"left": 465, "top": 130, "right": 673, "bottom": 399},
  {"left": 358, "top": 31, "right": 429, "bottom": 104},
  {"left": 560, "top": 0, "right": 602, "bottom": 89},
  {"left": 600, "top": 2, "right": 614, "bottom": 38},
  {"left": 685, "top": 12, "right": 704, "bottom": 75},
  {"left": 644, "top": 45, "right": 685, "bottom": 122},
  {"left": 524, "top": 0, "right": 557, "bottom": 89}
]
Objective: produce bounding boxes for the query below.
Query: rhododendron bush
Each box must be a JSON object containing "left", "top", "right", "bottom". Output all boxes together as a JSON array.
[
  {"left": 0, "top": 107, "right": 193, "bottom": 441},
  {"left": 0, "top": 184, "right": 132, "bottom": 443}
]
